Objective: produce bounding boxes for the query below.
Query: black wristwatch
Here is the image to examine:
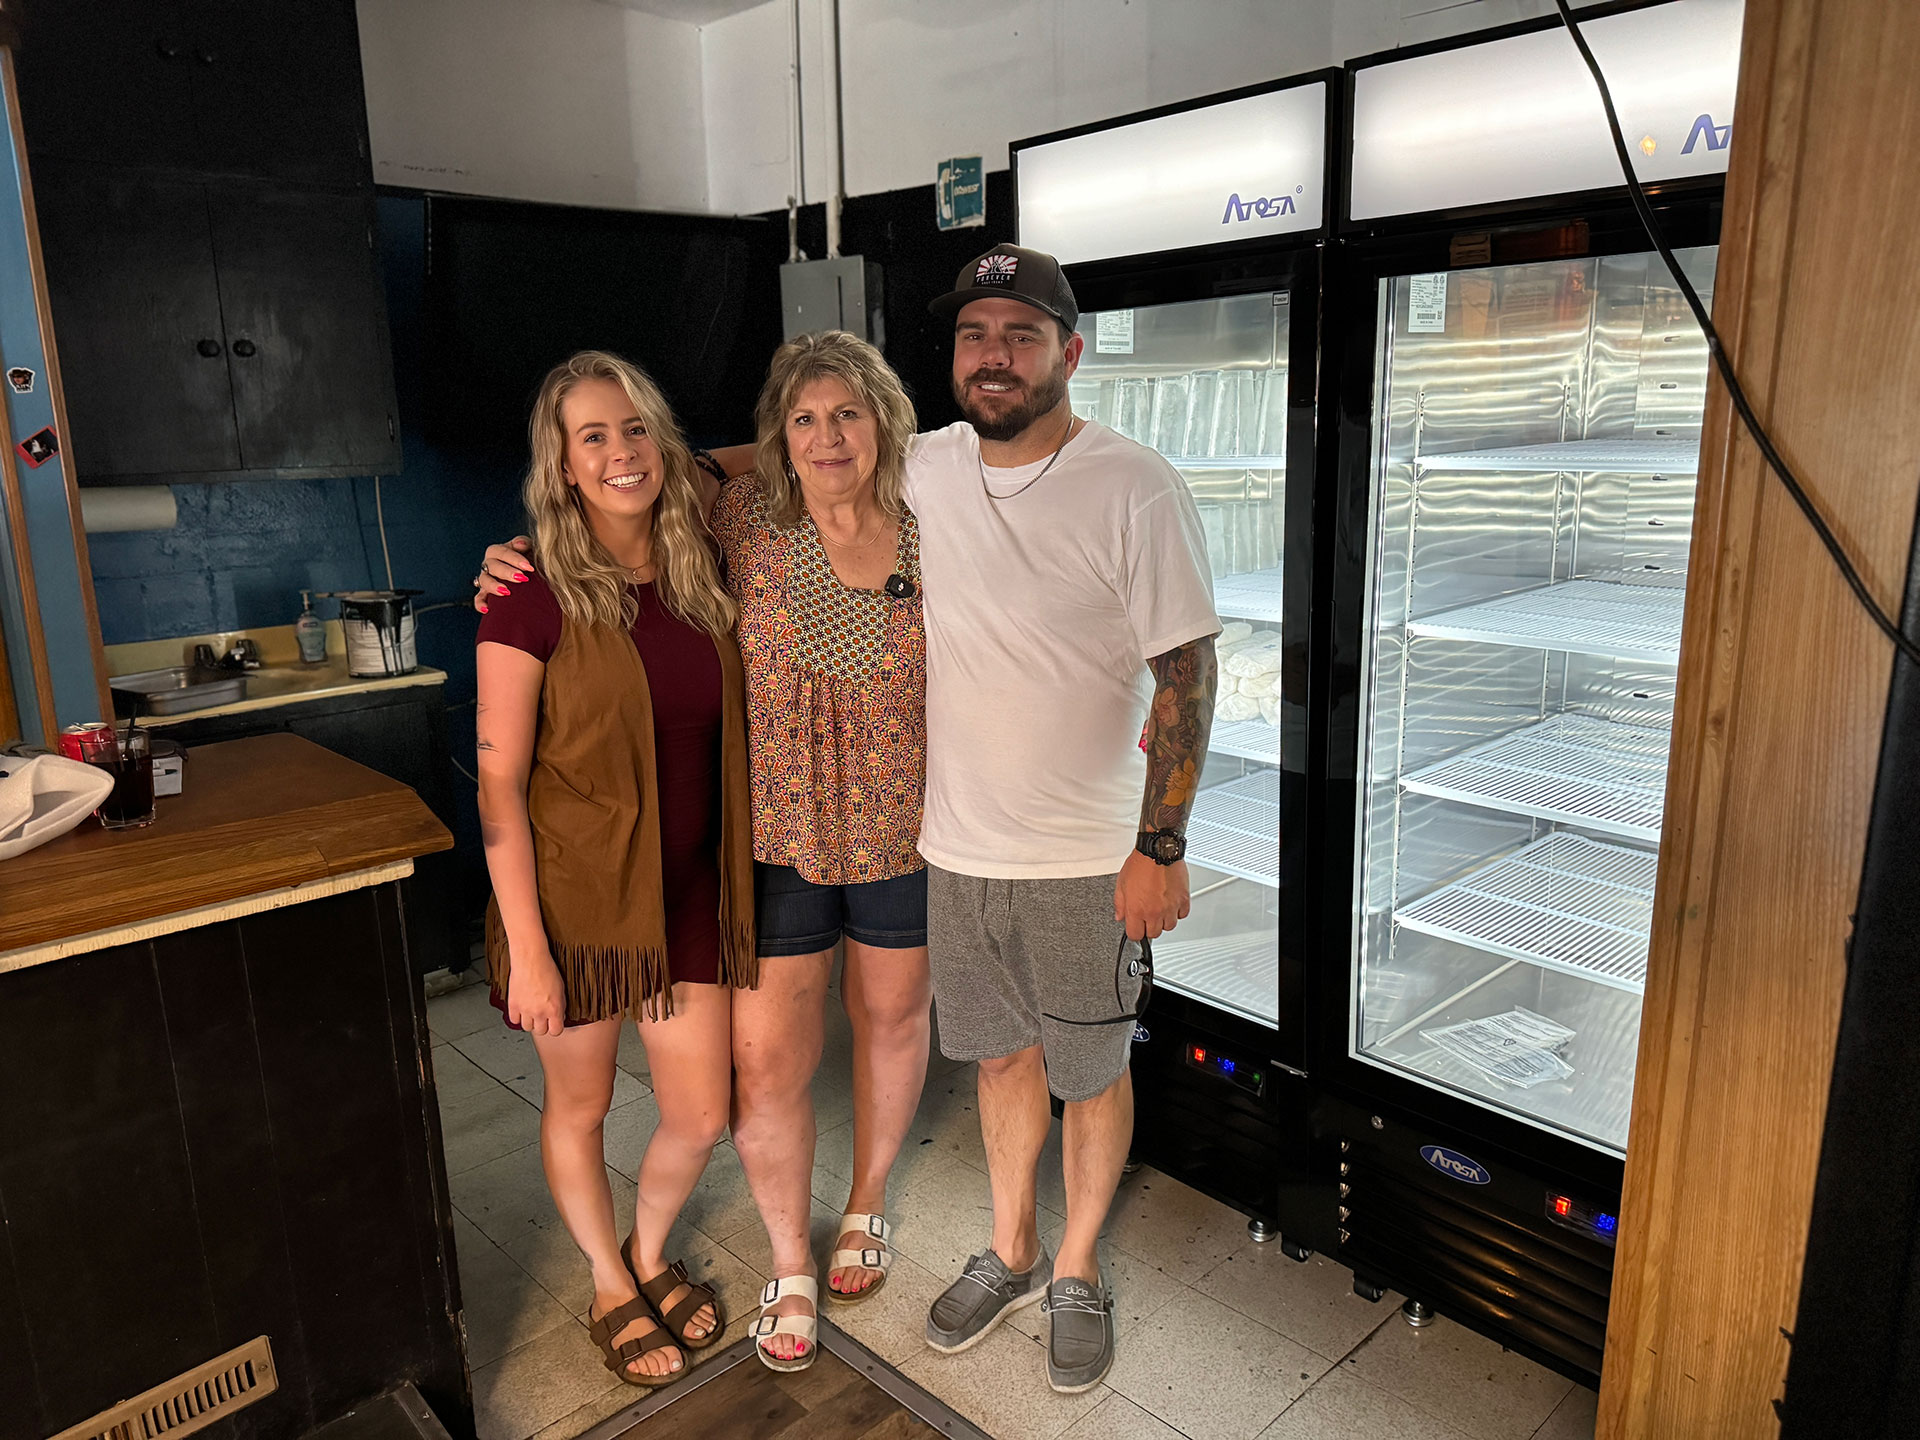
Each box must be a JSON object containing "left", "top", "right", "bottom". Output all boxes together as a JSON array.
[{"left": 1136, "top": 829, "right": 1186, "bottom": 865}]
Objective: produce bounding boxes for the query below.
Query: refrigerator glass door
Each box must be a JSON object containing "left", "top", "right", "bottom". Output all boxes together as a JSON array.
[
  {"left": 1072, "top": 293, "right": 1289, "bottom": 1029},
  {"left": 1352, "top": 248, "right": 1717, "bottom": 1154}
]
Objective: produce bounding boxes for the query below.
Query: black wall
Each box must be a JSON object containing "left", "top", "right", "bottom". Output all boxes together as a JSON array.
[
  {"left": 419, "top": 195, "right": 786, "bottom": 455},
  {"left": 417, "top": 170, "right": 1013, "bottom": 455}
]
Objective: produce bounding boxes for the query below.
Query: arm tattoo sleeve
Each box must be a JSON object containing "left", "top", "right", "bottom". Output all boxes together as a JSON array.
[{"left": 1141, "top": 635, "right": 1218, "bottom": 834}]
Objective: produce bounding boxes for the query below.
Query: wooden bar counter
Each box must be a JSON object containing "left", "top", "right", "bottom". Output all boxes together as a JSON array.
[{"left": 0, "top": 735, "right": 471, "bottom": 1440}]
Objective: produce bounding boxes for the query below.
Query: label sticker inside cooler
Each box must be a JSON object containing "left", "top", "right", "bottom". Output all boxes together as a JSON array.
[
  {"left": 1408, "top": 273, "right": 1447, "bottom": 333},
  {"left": 1096, "top": 310, "right": 1135, "bottom": 354}
]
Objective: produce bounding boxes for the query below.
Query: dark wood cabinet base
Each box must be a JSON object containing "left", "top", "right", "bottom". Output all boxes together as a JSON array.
[{"left": 0, "top": 882, "right": 471, "bottom": 1440}]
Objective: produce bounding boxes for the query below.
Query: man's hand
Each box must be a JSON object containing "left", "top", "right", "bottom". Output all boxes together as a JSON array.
[
  {"left": 472, "top": 536, "right": 537, "bottom": 614},
  {"left": 1115, "top": 851, "right": 1190, "bottom": 941}
]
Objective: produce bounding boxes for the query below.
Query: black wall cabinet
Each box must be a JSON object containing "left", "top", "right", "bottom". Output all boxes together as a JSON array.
[
  {"left": 14, "top": 0, "right": 371, "bottom": 187},
  {"left": 16, "top": 0, "right": 400, "bottom": 485}
]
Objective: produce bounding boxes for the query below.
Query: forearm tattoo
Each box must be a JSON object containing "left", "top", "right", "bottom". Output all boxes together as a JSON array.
[{"left": 1141, "top": 636, "right": 1217, "bottom": 834}]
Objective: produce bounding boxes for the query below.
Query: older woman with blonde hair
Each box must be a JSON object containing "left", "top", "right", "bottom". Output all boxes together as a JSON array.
[
  {"left": 475, "top": 350, "right": 752, "bottom": 1387},
  {"left": 477, "top": 331, "right": 932, "bottom": 1373}
]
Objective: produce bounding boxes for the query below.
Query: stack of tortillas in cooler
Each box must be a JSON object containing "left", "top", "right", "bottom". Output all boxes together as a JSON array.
[{"left": 1215, "top": 622, "right": 1283, "bottom": 725}]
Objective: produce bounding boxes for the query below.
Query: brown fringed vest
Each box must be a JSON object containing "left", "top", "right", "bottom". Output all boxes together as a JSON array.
[{"left": 486, "top": 611, "right": 757, "bottom": 1021}]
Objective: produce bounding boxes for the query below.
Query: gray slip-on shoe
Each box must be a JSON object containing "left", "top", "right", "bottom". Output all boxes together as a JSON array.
[
  {"left": 924, "top": 1248, "right": 1052, "bottom": 1354},
  {"left": 1044, "top": 1277, "right": 1114, "bottom": 1393}
]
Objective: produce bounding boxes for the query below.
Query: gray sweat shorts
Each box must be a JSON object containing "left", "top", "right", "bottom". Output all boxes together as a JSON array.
[{"left": 926, "top": 863, "right": 1144, "bottom": 1103}]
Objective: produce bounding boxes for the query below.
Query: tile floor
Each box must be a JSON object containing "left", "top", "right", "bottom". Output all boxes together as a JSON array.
[{"left": 427, "top": 970, "right": 1599, "bottom": 1440}]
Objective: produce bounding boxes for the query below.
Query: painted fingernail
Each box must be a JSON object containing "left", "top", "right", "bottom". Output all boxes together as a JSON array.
[
  {"left": 511, "top": 571, "right": 527, "bottom": 581},
  {"left": 496, "top": 586, "right": 510, "bottom": 596},
  {"left": 478, "top": 603, "right": 488, "bottom": 613}
]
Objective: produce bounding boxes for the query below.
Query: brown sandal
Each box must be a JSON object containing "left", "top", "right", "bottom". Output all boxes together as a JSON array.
[
  {"left": 624, "top": 1234, "right": 724, "bottom": 1350},
  {"left": 587, "top": 1294, "right": 683, "bottom": 1387},
  {"left": 639, "top": 1258, "right": 724, "bottom": 1350}
]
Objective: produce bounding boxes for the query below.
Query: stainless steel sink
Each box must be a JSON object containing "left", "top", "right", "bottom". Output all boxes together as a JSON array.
[{"left": 109, "top": 666, "right": 247, "bottom": 717}]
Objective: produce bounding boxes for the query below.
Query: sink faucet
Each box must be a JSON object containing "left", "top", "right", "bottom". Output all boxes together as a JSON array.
[{"left": 196, "top": 638, "right": 262, "bottom": 672}]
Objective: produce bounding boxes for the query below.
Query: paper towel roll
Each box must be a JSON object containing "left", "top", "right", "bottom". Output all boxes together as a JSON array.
[{"left": 80, "top": 486, "right": 178, "bottom": 533}]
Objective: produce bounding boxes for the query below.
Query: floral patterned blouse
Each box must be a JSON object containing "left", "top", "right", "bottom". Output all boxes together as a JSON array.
[{"left": 709, "top": 476, "right": 927, "bottom": 885}]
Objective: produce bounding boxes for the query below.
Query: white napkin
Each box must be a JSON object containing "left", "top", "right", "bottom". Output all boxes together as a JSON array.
[{"left": 0, "top": 754, "right": 114, "bottom": 861}]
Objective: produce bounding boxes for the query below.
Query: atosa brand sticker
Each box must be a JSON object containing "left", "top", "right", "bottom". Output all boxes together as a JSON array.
[{"left": 1420, "top": 1144, "right": 1491, "bottom": 1186}]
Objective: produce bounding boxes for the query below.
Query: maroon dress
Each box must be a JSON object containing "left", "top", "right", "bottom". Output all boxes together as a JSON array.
[{"left": 478, "top": 572, "right": 723, "bottom": 1000}]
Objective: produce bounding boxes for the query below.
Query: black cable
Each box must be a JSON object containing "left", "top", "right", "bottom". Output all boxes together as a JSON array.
[{"left": 1552, "top": 0, "right": 1920, "bottom": 669}]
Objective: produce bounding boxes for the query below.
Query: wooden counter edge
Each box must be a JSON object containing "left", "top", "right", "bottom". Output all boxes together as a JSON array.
[{"left": 0, "top": 858, "right": 418, "bottom": 975}]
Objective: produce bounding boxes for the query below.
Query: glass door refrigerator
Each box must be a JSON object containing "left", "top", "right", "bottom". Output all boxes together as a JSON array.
[
  {"left": 1012, "top": 70, "right": 1339, "bottom": 1235},
  {"left": 1297, "top": 0, "right": 1744, "bottom": 1385}
]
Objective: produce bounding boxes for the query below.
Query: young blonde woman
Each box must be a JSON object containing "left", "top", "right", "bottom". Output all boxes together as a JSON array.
[
  {"left": 477, "top": 332, "right": 933, "bottom": 1374},
  {"left": 474, "top": 350, "right": 755, "bottom": 1386}
]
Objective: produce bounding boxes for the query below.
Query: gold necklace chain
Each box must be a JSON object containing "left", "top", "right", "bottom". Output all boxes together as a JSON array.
[{"left": 814, "top": 511, "right": 890, "bottom": 550}]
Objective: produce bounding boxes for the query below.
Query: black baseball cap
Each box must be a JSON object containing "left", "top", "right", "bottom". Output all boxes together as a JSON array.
[{"left": 928, "top": 244, "right": 1079, "bottom": 333}]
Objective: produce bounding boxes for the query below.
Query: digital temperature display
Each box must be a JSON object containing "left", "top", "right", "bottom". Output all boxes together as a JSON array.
[
  {"left": 1545, "top": 1191, "right": 1619, "bottom": 1247},
  {"left": 1185, "top": 1044, "right": 1265, "bottom": 1097}
]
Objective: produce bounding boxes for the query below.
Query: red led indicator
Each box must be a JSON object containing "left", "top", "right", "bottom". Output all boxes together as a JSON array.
[
  {"left": 1192, "top": 1046, "right": 1207, "bottom": 1063},
  {"left": 1553, "top": 1195, "right": 1572, "bottom": 1216}
]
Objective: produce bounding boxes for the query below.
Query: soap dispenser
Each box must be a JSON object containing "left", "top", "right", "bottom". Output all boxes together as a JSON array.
[{"left": 295, "top": 589, "right": 328, "bottom": 664}]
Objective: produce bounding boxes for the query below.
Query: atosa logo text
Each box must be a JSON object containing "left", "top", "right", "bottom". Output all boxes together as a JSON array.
[{"left": 1222, "top": 187, "right": 1303, "bottom": 224}]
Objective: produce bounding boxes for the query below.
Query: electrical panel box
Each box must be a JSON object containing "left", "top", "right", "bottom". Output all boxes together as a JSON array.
[{"left": 780, "top": 255, "right": 884, "bottom": 344}]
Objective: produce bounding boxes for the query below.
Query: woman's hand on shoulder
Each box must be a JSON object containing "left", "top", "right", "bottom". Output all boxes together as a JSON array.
[
  {"left": 505, "top": 938, "right": 566, "bottom": 1036},
  {"left": 473, "top": 536, "right": 537, "bottom": 615}
]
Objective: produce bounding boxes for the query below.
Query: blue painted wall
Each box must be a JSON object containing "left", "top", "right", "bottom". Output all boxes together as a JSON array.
[{"left": 1, "top": 63, "right": 103, "bottom": 734}]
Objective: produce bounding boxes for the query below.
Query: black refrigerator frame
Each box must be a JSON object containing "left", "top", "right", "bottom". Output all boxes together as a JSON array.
[
  {"left": 1289, "top": 5, "right": 1731, "bottom": 1387},
  {"left": 1009, "top": 69, "right": 1342, "bottom": 1236}
]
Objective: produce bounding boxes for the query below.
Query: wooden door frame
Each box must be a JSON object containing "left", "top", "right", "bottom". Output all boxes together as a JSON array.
[{"left": 1599, "top": 0, "right": 1920, "bottom": 1434}]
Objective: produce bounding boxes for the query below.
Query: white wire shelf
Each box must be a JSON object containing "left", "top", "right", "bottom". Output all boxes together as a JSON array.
[
  {"left": 1401, "top": 714, "right": 1672, "bottom": 842},
  {"left": 1164, "top": 454, "right": 1287, "bottom": 470},
  {"left": 1209, "top": 717, "right": 1281, "bottom": 766},
  {"left": 1214, "top": 565, "right": 1286, "bottom": 623},
  {"left": 1153, "top": 931, "right": 1279, "bottom": 1027},
  {"left": 1409, "top": 579, "right": 1686, "bottom": 663},
  {"left": 1394, "top": 832, "right": 1658, "bottom": 994},
  {"left": 1188, "top": 769, "right": 1279, "bottom": 888},
  {"left": 1413, "top": 438, "right": 1699, "bottom": 475}
]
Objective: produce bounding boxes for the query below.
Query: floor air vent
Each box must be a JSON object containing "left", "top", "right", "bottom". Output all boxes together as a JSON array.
[{"left": 52, "top": 1336, "right": 277, "bottom": 1440}]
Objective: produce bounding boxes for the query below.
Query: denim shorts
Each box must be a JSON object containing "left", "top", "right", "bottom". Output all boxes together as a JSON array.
[{"left": 755, "top": 861, "right": 928, "bottom": 956}]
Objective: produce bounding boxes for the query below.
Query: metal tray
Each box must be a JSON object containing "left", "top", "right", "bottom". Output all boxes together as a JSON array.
[{"left": 109, "top": 666, "right": 246, "bottom": 716}]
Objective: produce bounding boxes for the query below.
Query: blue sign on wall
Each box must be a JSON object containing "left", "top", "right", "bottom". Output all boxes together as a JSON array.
[{"left": 936, "top": 156, "right": 985, "bottom": 232}]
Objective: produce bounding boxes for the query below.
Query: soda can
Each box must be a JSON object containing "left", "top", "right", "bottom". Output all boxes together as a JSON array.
[{"left": 59, "top": 721, "right": 117, "bottom": 763}]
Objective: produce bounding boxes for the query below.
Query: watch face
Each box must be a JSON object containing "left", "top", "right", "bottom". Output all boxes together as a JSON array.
[{"left": 1155, "top": 833, "right": 1185, "bottom": 862}]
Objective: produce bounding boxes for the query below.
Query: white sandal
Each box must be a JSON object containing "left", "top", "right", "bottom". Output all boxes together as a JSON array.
[
  {"left": 826, "top": 1212, "right": 893, "bottom": 1306},
  {"left": 753, "top": 1274, "right": 819, "bottom": 1373}
]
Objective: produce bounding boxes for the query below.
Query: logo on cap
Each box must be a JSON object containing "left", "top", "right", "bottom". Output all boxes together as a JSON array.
[{"left": 975, "top": 253, "right": 1019, "bottom": 286}]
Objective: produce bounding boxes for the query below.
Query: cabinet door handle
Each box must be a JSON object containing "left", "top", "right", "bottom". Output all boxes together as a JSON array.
[
  {"left": 195, "top": 48, "right": 218, "bottom": 65},
  {"left": 196, "top": 338, "right": 223, "bottom": 358},
  {"left": 156, "top": 39, "right": 184, "bottom": 60},
  {"left": 231, "top": 339, "right": 257, "bottom": 358}
]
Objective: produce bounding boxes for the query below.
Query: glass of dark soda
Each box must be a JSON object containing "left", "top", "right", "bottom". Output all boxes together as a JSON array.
[{"left": 96, "top": 727, "right": 156, "bottom": 830}]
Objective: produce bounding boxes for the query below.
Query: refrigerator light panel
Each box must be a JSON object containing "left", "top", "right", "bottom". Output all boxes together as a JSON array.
[
  {"left": 1185, "top": 1042, "right": 1264, "bottom": 1097},
  {"left": 1545, "top": 1191, "right": 1620, "bottom": 1247}
]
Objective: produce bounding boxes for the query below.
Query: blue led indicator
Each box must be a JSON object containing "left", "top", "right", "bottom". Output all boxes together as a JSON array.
[
  {"left": 1220, "top": 1058, "right": 1236, "bottom": 1074},
  {"left": 1595, "top": 1213, "right": 1618, "bottom": 1233}
]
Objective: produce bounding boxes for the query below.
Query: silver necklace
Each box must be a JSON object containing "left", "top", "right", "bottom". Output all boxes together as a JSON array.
[{"left": 979, "top": 413, "right": 1080, "bottom": 501}]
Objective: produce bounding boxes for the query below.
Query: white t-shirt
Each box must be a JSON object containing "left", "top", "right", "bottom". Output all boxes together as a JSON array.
[{"left": 905, "top": 420, "right": 1218, "bottom": 878}]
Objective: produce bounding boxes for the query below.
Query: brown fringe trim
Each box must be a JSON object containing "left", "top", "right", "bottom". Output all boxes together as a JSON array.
[
  {"left": 718, "top": 919, "right": 759, "bottom": 991},
  {"left": 485, "top": 897, "right": 676, "bottom": 1023}
]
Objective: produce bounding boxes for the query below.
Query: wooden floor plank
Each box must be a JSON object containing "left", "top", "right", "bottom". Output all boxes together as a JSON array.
[{"left": 616, "top": 1347, "right": 937, "bottom": 1440}]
